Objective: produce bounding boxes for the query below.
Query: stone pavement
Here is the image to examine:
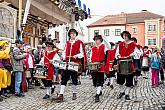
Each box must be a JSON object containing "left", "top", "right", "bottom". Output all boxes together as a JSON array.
[{"left": 1, "top": 75, "right": 165, "bottom": 110}]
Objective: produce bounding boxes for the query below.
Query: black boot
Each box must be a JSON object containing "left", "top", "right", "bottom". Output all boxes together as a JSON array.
[
  {"left": 51, "top": 86, "right": 55, "bottom": 94},
  {"left": 125, "top": 95, "right": 131, "bottom": 100},
  {"left": 43, "top": 94, "right": 50, "bottom": 99},
  {"left": 110, "top": 85, "right": 114, "bottom": 89},
  {"left": 99, "top": 91, "right": 102, "bottom": 96},
  {"left": 72, "top": 93, "right": 77, "bottom": 100},
  {"left": 117, "top": 92, "right": 125, "bottom": 99},
  {"left": 0, "top": 96, "right": 3, "bottom": 102},
  {"left": 107, "top": 82, "right": 110, "bottom": 86},
  {"left": 95, "top": 94, "right": 100, "bottom": 102}
]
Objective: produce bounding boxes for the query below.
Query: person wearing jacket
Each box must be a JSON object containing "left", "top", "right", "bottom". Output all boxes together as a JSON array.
[
  {"left": 12, "top": 40, "right": 27, "bottom": 97},
  {"left": 150, "top": 48, "right": 161, "bottom": 87}
]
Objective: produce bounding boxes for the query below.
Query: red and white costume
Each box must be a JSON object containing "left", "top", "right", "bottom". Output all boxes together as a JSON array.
[
  {"left": 43, "top": 50, "right": 60, "bottom": 80},
  {"left": 115, "top": 41, "right": 136, "bottom": 73},
  {"left": 142, "top": 50, "right": 152, "bottom": 67},
  {"left": 105, "top": 49, "right": 116, "bottom": 74},
  {"left": 90, "top": 44, "right": 106, "bottom": 72},
  {"left": 24, "top": 53, "right": 35, "bottom": 70},
  {"left": 63, "top": 39, "right": 87, "bottom": 68}
]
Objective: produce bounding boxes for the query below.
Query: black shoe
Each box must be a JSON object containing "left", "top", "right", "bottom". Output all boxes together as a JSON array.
[
  {"left": 99, "top": 91, "right": 102, "bottom": 96},
  {"left": 125, "top": 95, "right": 131, "bottom": 100},
  {"left": 117, "top": 92, "right": 125, "bottom": 99},
  {"left": 0, "top": 96, "right": 3, "bottom": 102},
  {"left": 78, "top": 81, "right": 81, "bottom": 85},
  {"left": 51, "top": 87, "right": 55, "bottom": 94},
  {"left": 72, "top": 93, "right": 77, "bottom": 100},
  {"left": 95, "top": 94, "right": 100, "bottom": 102},
  {"left": 43, "top": 94, "right": 50, "bottom": 99},
  {"left": 2, "top": 93, "right": 10, "bottom": 98},
  {"left": 15, "top": 93, "right": 25, "bottom": 97},
  {"left": 110, "top": 85, "right": 114, "bottom": 89},
  {"left": 107, "top": 82, "right": 110, "bottom": 86}
]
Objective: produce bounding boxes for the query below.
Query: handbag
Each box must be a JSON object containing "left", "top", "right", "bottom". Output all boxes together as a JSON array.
[{"left": 25, "top": 70, "right": 31, "bottom": 78}]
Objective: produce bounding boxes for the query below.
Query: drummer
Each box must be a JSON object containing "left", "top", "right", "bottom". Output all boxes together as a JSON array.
[
  {"left": 130, "top": 37, "right": 143, "bottom": 85},
  {"left": 41, "top": 40, "right": 61, "bottom": 99},
  {"left": 142, "top": 46, "right": 152, "bottom": 79},
  {"left": 115, "top": 31, "right": 136, "bottom": 100},
  {"left": 52, "top": 29, "right": 87, "bottom": 102},
  {"left": 89, "top": 35, "right": 108, "bottom": 102},
  {"left": 105, "top": 42, "right": 116, "bottom": 89}
]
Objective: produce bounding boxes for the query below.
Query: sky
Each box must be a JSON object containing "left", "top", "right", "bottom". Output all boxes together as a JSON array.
[{"left": 79, "top": 0, "right": 165, "bottom": 42}]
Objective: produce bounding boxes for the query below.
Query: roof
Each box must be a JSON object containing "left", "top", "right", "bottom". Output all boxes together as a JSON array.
[{"left": 87, "top": 11, "right": 164, "bottom": 27}]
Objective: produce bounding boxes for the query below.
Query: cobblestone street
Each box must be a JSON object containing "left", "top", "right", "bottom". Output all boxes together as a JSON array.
[{"left": 1, "top": 74, "right": 165, "bottom": 110}]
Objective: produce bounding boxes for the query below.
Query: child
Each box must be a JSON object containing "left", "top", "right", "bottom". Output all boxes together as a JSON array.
[
  {"left": 150, "top": 48, "right": 161, "bottom": 87},
  {"left": 90, "top": 35, "right": 107, "bottom": 102}
]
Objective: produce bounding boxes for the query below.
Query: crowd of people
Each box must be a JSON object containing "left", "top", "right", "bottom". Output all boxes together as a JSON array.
[{"left": 0, "top": 29, "right": 164, "bottom": 103}]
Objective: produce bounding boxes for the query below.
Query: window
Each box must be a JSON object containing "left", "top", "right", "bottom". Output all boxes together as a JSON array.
[
  {"left": 94, "top": 30, "right": 99, "bottom": 36},
  {"left": 104, "top": 29, "right": 110, "bottom": 36},
  {"left": 148, "top": 38, "right": 156, "bottom": 45},
  {"left": 115, "top": 29, "right": 121, "bottom": 36},
  {"left": 148, "top": 25, "right": 156, "bottom": 31},
  {"left": 132, "top": 27, "right": 137, "bottom": 34}
]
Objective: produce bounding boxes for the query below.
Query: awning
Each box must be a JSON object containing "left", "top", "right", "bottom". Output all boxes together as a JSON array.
[{"left": 4, "top": 0, "right": 72, "bottom": 25}]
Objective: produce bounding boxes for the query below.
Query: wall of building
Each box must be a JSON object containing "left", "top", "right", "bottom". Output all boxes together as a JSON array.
[
  {"left": 88, "top": 25, "right": 125, "bottom": 43},
  {"left": 126, "top": 23, "right": 145, "bottom": 46},
  {"left": 144, "top": 19, "right": 164, "bottom": 48}
]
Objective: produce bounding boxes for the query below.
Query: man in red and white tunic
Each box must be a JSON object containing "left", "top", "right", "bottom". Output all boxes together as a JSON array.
[
  {"left": 105, "top": 42, "right": 117, "bottom": 89},
  {"left": 142, "top": 46, "right": 152, "bottom": 79},
  {"left": 90, "top": 35, "right": 108, "bottom": 102},
  {"left": 116, "top": 31, "right": 136, "bottom": 100},
  {"left": 131, "top": 37, "right": 143, "bottom": 85},
  {"left": 41, "top": 41, "right": 61, "bottom": 99},
  {"left": 53, "top": 29, "right": 87, "bottom": 102}
]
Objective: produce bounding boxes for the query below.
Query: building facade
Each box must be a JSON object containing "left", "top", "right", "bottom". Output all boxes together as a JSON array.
[{"left": 87, "top": 11, "right": 165, "bottom": 48}]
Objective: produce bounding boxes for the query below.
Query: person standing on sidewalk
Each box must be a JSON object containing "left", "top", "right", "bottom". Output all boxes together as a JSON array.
[
  {"left": 24, "top": 46, "right": 35, "bottom": 89},
  {"left": 150, "top": 47, "right": 161, "bottom": 87},
  {"left": 12, "top": 39, "right": 27, "bottom": 97}
]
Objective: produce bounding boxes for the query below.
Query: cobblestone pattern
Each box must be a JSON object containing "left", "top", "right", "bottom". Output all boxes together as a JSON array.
[{"left": 0, "top": 74, "right": 165, "bottom": 110}]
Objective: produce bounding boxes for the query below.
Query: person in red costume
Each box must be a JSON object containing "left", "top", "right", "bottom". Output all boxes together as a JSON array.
[
  {"left": 53, "top": 29, "right": 87, "bottom": 102},
  {"left": 130, "top": 37, "right": 143, "bottom": 85},
  {"left": 116, "top": 31, "right": 136, "bottom": 100},
  {"left": 142, "top": 46, "right": 152, "bottom": 79},
  {"left": 41, "top": 41, "right": 61, "bottom": 99},
  {"left": 105, "top": 42, "right": 116, "bottom": 89},
  {"left": 90, "top": 35, "right": 108, "bottom": 102}
]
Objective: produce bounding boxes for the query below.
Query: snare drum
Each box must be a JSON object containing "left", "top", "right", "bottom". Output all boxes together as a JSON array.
[
  {"left": 87, "top": 62, "right": 101, "bottom": 71},
  {"left": 109, "top": 61, "right": 114, "bottom": 71},
  {"left": 52, "top": 60, "right": 62, "bottom": 68},
  {"left": 118, "top": 59, "right": 132, "bottom": 75},
  {"left": 59, "top": 62, "right": 67, "bottom": 70},
  {"left": 142, "top": 57, "right": 148, "bottom": 67},
  {"left": 67, "top": 62, "right": 79, "bottom": 72},
  {"left": 34, "top": 64, "right": 47, "bottom": 79}
]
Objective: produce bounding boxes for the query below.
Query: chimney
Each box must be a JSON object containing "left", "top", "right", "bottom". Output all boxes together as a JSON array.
[{"left": 141, "top": 10, "right": 147, "bottom": 12}]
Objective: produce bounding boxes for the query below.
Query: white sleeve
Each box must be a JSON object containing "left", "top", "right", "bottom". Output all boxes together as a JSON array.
[
  {"left": 140, "top": 48, "right": 143, "bottom": 57},
  {"left": 39, "top": 57, "right": 44, "bottom": 65},
  {"left": 104, "top": 45, "right": 108, "bottom": 54},
  {"left": 53, "top": 53, "right": 61, "bottom": 61},
  {"left": 74, "top": 43, "right": 84, "bottom": 59},
  {"left": 115, "top": 46, "right": 120, "bottom": 59},
  {"left": 62, "top": 45, "right": 66, "bottom": 60},
  {"left": 89, "top": 49, "right": 92, "bottom": 62}
]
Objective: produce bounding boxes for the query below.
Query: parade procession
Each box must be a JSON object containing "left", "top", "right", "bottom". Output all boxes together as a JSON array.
[{"left": 1, "top": 0, "right": 165, "bottom": 110}]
